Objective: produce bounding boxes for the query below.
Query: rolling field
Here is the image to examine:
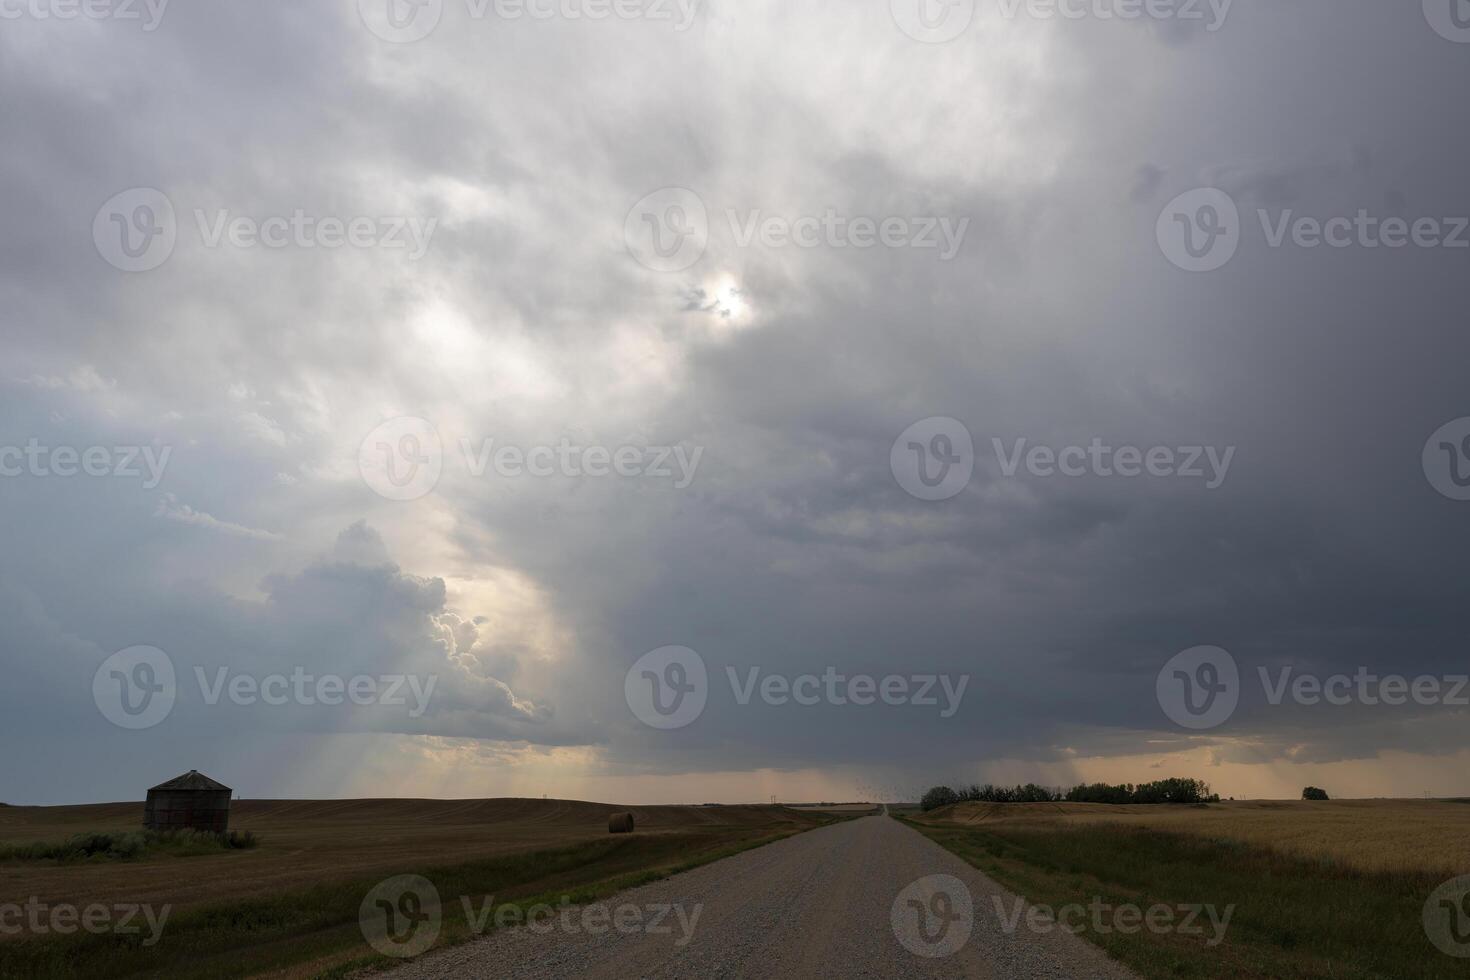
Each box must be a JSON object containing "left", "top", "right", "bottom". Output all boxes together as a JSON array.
[
  {"left": 0, "top": 798, "right": 826, "bottom": 916},
  {"left": 0, "top": 798, "right": 839, "bottom": 979},
  {"left": 915, "top": 798, "right": 1470, "bottom": 877},
  {"left": 906, "top": 800, "right": 1470, "bottom": 979}
]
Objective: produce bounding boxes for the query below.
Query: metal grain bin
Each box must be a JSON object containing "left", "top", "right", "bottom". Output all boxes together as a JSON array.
[
  {"left": 143, "top": 770, "right": 232, "bottom": 833},
  {"left": 608, "top": 811, "right": 635, "bottom": 834}
]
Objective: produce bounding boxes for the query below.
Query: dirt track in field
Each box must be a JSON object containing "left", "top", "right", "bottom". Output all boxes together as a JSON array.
[{"left": 382, "top": 813, "right": 1140, "bottom": 979}]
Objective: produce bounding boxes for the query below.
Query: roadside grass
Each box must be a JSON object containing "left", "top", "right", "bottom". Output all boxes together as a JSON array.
[
  {"left": 0, "top": 830, "right": 257, "bottom": 863},
  {"left": 902, "top": 816, "right": 1456, "bottom": 980},
  {"left": 1, "top": 815, "right": 848, "bottom": 980}
]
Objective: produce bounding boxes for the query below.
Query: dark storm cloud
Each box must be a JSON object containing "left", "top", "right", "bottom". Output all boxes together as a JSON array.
[{"left": 2, "top": 0, "right": 1468, "bottom": 802}]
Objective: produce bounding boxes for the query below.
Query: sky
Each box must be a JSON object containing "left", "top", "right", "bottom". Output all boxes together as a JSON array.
[{"left": 2, "top": 0, "right": 1469, "bottom": 806}]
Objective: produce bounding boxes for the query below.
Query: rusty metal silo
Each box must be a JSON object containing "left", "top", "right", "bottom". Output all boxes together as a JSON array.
[{"left": 143, "top": 770, "right": 232, "bottom": 833}]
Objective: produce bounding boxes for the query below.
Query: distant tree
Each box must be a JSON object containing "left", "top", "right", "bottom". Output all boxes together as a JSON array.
[
  {"left": 1302, "top": 786, "right": 1330, "bottom": 801},
  {"left": 920, "top": 786, "right": 960, "bottom": 812}
]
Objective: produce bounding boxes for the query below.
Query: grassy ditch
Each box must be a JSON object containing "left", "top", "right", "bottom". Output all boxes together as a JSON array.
[{"left": 901, "top": 815, "right": 1457, "bottom": 980}]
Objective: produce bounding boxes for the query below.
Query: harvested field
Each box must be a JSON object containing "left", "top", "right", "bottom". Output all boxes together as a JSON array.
[
  {"left": 915, "top": 798, "right": 1470, "bottom": 877},
  {"left": 0, "top": 798, "right": 828, "bottom": 919}
]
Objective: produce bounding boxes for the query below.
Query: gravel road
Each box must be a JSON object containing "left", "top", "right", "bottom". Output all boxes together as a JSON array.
[{"left": 381, "top": 813, "right": 1141, "bottom": 979}]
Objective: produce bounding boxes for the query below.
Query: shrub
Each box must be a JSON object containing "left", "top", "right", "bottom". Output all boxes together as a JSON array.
[
  {"left": 1302, "top": 786, "right": 1330, "bottom": 801},
  {"left": 224, "top": 830, "right": 259, "bottom": 849},
  {"left": 0, "top": 828, "right": 260, "bottom": 862}
]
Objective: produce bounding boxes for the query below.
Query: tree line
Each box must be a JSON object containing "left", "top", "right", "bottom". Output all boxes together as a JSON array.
[{"left": 920, "top": 777, "right": 1220, "bottom": 811}]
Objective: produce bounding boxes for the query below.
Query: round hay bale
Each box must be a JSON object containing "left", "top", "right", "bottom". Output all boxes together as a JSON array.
[{"left": 608, "top": 811, "right": 635, "bottom": 834}]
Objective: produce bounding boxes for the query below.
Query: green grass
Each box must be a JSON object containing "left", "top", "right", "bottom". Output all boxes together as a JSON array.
[
  {"left": 0, "top": 830, "right": 257, "bottom": 864},
  {"left": 901, "top": 816, "right": 1457, "bottom": 980},
  {"left": 0, "top": 817, "right": 844, "bottom": 980}
]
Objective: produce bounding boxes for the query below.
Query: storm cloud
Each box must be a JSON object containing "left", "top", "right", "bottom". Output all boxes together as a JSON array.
[{"left": 2, "top": 0, "right": 1468, "bottom": 804}]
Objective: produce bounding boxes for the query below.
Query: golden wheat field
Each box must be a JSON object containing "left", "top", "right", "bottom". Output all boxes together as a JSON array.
[{"left": 919, "top": 799, "right": 1470, "bottom": 877}]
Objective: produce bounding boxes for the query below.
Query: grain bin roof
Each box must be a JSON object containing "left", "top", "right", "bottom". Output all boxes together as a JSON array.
[{"left": 148, "top": 770, "right": 232, "bottom": 793}]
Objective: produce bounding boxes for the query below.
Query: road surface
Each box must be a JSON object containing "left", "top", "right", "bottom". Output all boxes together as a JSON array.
[{"left": 382, "top": 813, "right": 1140, "bottom": 979}]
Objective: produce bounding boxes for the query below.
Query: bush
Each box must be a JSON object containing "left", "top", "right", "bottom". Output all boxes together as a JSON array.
[
  {"left": 1302, "top": 786, "right": 1330, "bottom": 801},
  {"left": 0, "top": 828, "right": 260, "bottom": 862},
  {"left": 921, "top": 786, "right": 960, "bottom": 811},
  {"left": 224, "top": 830, "right": 259, "bottom": 849}
]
